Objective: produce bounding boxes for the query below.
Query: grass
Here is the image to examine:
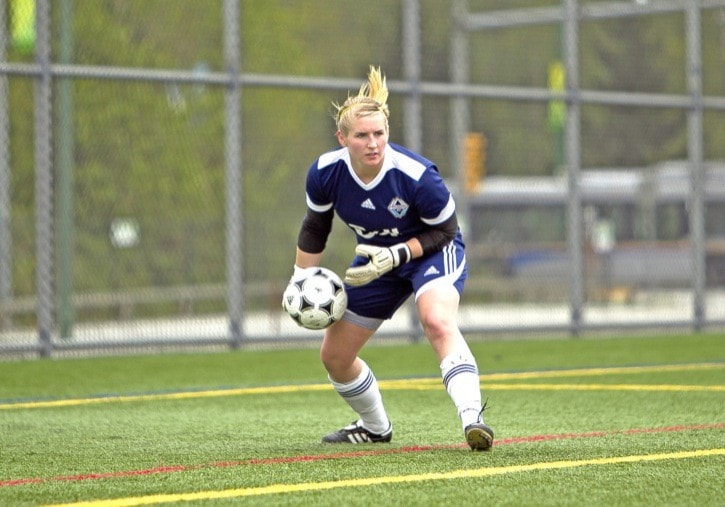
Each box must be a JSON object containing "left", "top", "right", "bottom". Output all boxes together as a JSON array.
[{"left": 0, "top": 332, "right": 723, "bottom": 506}]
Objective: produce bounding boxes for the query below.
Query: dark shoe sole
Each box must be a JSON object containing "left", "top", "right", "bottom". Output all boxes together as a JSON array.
[{"left": 465, "top": 425, "right": 494, "bottom": 451}]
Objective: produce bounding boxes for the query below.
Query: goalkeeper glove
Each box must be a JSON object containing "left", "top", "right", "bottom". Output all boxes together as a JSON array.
[
  {"left": 344, "top": 243, "right": 411, "bottom": 286},
  {"left": 282, "top": 265, "right": 315, "bottom": 309},
  {"left": 289, "top": 265, "right": 314, "bottom": 283}
]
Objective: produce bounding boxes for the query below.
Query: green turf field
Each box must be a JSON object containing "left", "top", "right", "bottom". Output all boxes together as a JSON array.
[{"left": 1, "top": 333, "right": 723, "bottom": 506}]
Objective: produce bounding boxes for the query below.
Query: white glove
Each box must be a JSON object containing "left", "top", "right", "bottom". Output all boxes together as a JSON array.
[
  {"left": 282, "top": 265, "right": 315, "bottom": 312},
  {"left": 290, "top": 265, "right": 313, "bottom": 283},
  {"left": 344, "top": 243, "right": 411, "bottom": 286}
]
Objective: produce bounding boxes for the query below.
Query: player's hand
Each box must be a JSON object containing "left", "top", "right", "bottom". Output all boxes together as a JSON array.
[
  {"left": 344, "top": 243, "right": 411, "bottom": 286},
  {"left": 282, "top": 265, "right": 315, "bottom": 310},
  {"left": 289, "top": 265, "right": 314, "bottom": 283}
]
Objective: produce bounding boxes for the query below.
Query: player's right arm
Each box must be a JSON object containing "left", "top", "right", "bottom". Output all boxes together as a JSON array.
[{"left": 294, "top": 207, "right": 334, "bottom": 268}]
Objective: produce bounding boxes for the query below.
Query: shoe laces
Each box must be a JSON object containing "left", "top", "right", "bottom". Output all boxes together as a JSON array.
[{"left": 478, "top": 398, "right": 490, "bottom": 422}]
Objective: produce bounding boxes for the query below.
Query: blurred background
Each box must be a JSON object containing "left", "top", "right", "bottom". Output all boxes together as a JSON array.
[{"left": 1, "top": 0, "right": 724, "bottom": 358}]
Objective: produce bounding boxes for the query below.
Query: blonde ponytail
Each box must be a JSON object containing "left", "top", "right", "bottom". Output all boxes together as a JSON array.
[{"left": 333, "top": 66, "right": 390, "bottom": 135}]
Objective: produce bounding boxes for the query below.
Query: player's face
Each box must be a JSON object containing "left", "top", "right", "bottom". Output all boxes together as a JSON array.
[{"left": 337, "top": 114, "right": 388, "bottom": 177}]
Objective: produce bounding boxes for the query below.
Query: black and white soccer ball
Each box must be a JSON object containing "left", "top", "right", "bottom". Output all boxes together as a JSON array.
[{"left": 282, "top": 267, "right": 347, "bottom": 330}]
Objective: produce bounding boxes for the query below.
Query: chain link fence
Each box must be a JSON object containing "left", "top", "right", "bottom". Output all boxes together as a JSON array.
[{"left": 1, "top": 0, "right": 724, "bottom": 359}]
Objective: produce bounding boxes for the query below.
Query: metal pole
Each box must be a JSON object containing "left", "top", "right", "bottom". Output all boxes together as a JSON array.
[
  {"left": 403, "top": 0, "right": 422, "bottom": 153},
  {"left": 402, "top": 0, "right": 424, "bottom": 343},
  {"left": 223, "top": 0, "right": 244, "bottom": 348},
  {"left": 0, "top": 0, "right": 12, "bottom": 330},
  {"left": 451, "top": 0, "right": 471, "bottom": 231},
  {"left": 34, "top": 0, "right": 55, "bottom": 357},
  {"left": 685, "top": 0, "right": 706, "bottom": 331},
  {"left": 57, "top": 0, "right": 75, "bottom": 339},
  {"left": 463, "top": 0, "right": 725, "bottom": 30},
  {"left": 563, "top": 0, "right": 584, "bottom": 335}
]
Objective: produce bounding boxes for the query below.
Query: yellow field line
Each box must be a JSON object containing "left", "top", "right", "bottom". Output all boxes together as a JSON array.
[
  {"left": 0, "top": 384, "right": 331, "bottom": 410},
  {"left": 479, "top": 362, "right": 724, "bottom": 380},
  {"left": 2, "top": 362, "right": 722, "bottom": 410},
  {"left": 44, "top": 448, "right": 725, "bottom": 507},
  {"left": 383, "top": 382, "right": 725, "bottom": 392}
]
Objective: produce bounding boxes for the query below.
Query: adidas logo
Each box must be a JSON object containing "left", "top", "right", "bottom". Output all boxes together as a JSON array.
[
  {"left": 424, "top": 266, "right": 440, "bottom": 276},
  {"left": 360, "top": 198, "right": 376, "bottom": 210}
]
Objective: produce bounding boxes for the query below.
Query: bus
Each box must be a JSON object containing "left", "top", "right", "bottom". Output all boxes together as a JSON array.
[{"left": 464, "top": 160, "right": 725, "bottom": 290}]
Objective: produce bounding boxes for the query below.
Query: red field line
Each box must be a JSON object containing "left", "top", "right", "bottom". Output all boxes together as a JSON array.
[{"left": 1, "top": 423, "right": 722, "bottom": 489}]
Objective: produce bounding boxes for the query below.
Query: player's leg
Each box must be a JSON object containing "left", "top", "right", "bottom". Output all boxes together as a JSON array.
[
  {"left": 410, "top": 240, "right": 493, "bottom": 450},
  {"left": 416, "top": 286, "right": 493, "bottom": 450},
  {"left": 319, "top": 316, "right": 392, "bottom": 442}
]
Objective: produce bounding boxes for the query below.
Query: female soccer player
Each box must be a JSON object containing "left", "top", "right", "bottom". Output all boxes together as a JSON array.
[{"left": 289, "top": 66, "right": 493, "bottom": 450}]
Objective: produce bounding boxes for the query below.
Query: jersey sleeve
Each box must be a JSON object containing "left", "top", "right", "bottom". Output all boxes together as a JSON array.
[
  {"left": 415, "top": 166, "right": 456, "bottom": 226},
  {"left": 297, "top": 159, "right": 335, "bottom": 254},
  {"left": 304, "top": 160, "right": 334, "bottom": 213}
]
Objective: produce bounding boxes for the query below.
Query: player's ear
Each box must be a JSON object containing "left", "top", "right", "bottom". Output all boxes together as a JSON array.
[{"left": 336, "top": 130, "right": 346, "bottom": 147}]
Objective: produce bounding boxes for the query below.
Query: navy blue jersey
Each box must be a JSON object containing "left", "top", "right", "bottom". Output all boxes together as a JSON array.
[{"left": 305, "top": 143, "right": 459, "bottom": 247}]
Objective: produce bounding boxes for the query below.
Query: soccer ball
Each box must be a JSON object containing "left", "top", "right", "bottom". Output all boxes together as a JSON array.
[{"left": 282, "top": 267, "right": 347, "bottom": 330}]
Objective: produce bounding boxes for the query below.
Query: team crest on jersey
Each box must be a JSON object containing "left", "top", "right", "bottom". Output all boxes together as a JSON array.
[{"left": 387, "top": 197, "right": 409, "bottom": 218}]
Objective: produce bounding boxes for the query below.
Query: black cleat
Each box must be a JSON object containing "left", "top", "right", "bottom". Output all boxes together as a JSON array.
[
  {"left": 322, "top": 420, "right": 393, "bottom": 444},
  {"left": 464, "top": 421, "right": 494, "bottom": 451},
  {"left": 465, "top": 401, "right": 494, "bottom": 451}
]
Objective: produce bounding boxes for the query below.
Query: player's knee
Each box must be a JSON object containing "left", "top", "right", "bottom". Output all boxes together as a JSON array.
[
  {"left": 320, "top": 345, "right": 353, "bottom": 375},
  {"left": 420, "top": 311, "right": 457, "bottom": 341}
]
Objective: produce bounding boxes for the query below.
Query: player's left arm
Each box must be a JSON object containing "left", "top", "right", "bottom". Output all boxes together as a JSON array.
[
  {"left": 344, "top": 213, "right": 459, "bottom": 286},
  {"left": 395, "top": 211, "right": 459, "bottom": 260},
  {"left": 410, "top": 212, "right": 458, "bottom": 258}
]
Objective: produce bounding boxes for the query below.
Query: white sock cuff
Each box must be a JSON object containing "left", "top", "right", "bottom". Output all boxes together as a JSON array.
[
  {"left": 329, "top": 359, "right": 373, "bottom": 393},
  {"left": 440, "top": 351, "right": 478, "bottom": 392},
  {"left": 439, "top": 349, "right": 477, "bottom": 372}
]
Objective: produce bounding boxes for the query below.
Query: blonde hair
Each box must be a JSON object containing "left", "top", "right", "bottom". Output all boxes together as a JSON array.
[{"left": 333, "top": 66, "right": 390, "bottom": 136}]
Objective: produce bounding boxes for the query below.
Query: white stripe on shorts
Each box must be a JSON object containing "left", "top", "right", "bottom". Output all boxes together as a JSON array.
[{"left": 415, "top": 243, "right": 466, "bottom": 301}]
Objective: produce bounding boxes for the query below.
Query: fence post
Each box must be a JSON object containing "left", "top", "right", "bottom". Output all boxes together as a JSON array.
[
  {"left": 403, "top": 0, "right": 424, "bottom": 343},
  {"left": 563, "top": 0, "right": 584, "bottom": 336},
  {"left": 0, "top": 0, "right": 12, "bottom": 332},
  {"left": 685, "top": 1, "right": 706, "bottom": 331},
  {"left": 57, "top": 0, "right": 75, "bottom": 340},
  {"left": 34, "top": 0, "right": 55, "bottom": 357},
  {"left": 223, "top": 0, "right": 245, "bottom": 348}
]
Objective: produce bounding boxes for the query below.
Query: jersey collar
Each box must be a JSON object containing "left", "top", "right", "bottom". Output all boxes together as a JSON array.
[{"left": 344, "top": 148, "right": 395, "bottom": 191}]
